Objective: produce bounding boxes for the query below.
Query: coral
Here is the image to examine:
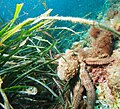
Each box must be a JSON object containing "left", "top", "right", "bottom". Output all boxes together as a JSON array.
[
  {"left": 106, "top": 49, "right": 120, "bottom": 91},
  {"left": 57, "top": 49, "right": 79, "bottom": 81},
  {"left": 89, "top": 67, "right": 108, "bottom": 85},
  {"left": 107, "top": 64, "right": 120, "bottom": 91},
  {"left": 96, "top": 82, "right": 117, "bottom": 109},
  {"left": 111, "top": 48, "right": 120, "bottom": 59}
]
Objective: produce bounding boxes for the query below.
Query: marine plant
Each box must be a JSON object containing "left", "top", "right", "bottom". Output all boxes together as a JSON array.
[{"left": 0, "top": 3, "right": 73, "bottom": 109}]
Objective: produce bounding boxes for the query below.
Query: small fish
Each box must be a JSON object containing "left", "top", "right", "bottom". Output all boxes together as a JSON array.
[{"left": 19, "top": 86, "right": 38, "bottom": 95}]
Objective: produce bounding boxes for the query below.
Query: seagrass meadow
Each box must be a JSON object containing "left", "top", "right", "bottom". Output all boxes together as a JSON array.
[{"left": 0, "top": 1, "right": 120, "bottom": 109}]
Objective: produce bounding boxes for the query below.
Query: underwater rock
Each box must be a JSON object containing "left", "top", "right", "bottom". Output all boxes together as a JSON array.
[
  {"left": 107, "top": 49, "right": 120, "bottom": 91},
  {"left": 106, "top": 9, "right": 120, "bottom": 31},
  {"left": 111, "top": 12, "right": 120, "bottom": 30},
  {"left": 56, "top": 6, "right": 120, "bottom": 108},
  {"left": 57, "top": 49, "right": 79, "bottom": 81},
  {"left": 106, "top": 9, "right": 118, "bottom": 20},
  {"left": 115, "top": 23, "right": 120, "bottom": 32},
  {"left": 96, "top": 82, "right": 119, "bottom": 109},
  {"left": 95, "top": 48, "right": 120, "bottom": 109}
]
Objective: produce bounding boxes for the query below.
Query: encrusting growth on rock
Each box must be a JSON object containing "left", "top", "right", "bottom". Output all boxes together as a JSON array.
[
  {"left": 57, "top": 49, "right": 79, "bottom": 81},
  {"left": 56, "top": 8, "right": 120, "bottom": 109}
]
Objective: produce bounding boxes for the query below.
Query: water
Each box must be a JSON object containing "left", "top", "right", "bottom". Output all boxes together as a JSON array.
[
  {"left": 0, "top": 0, "right": 108, "bottom": 52},
  {"left": 0, "top": 0, "right": 106, "bottom": 22}
]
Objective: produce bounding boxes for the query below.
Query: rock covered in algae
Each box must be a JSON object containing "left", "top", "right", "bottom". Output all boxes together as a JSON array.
[
  {"left": 96, "top": 48, "right": 120, "bottom": 109},
  {"left": 57, "top": 49, "right": 79, "bottom": 81},
  {"left": 107, "top": 49, "right": 120, "bottom": 91},
  {"left": 97, "top": 82, "right": 120, "bottom": 109}
]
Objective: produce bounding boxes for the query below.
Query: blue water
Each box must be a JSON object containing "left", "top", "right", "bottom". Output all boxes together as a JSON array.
[
  {"left": 0, "top": 0, "right": 106, "bottom": 22},
  {"left": 0, "top": 0, "right": 107, "bottom": 52}
]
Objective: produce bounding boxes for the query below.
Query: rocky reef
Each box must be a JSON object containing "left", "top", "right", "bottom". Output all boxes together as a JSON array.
[{"left": 56, "top": 8, "right": 120, "bottom": 109}]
